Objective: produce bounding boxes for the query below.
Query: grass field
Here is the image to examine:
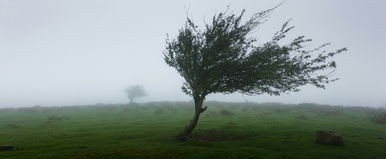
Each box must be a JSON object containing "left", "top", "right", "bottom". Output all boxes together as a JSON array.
[{"left": 1, "top": 102, "right": 386, "bottom": 159}]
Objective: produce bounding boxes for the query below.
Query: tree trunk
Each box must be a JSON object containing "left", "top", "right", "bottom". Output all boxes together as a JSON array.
[{"left": 177, "top": 96, "right": 207, "bottom": 141}]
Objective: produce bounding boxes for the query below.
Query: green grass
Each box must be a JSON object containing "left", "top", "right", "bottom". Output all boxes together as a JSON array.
[{"left": 1, "top": 102, "right": 386, "bottom": 159}]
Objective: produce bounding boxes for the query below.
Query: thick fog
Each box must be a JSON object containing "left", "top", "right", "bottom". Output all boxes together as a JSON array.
[{"left": 1, "top": 0, "right": 385, "bottom": 107}]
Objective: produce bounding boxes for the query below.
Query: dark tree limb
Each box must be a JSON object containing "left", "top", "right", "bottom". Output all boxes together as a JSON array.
[{"left": 201, "top": 106, "right": 208, "bottom": 113}]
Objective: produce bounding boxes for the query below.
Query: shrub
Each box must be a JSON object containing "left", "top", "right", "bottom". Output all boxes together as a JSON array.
[
  {"left": 220, "top": 109, "right": 234, "bottom": 116},
  {"left": 371, "top": 113, "right": 386, "bottom": 124},
  {"left": 241, "top": 107, "right": 250, "bottom": 112},
  {"left": 48, "top": 116, "right": 70, "bottom": 121},
  {"left": 154, "top": 107, "right": 165, "bottom": 115},
  {"left": 273, "top": 107, "right": 291, "bottom": 113}
]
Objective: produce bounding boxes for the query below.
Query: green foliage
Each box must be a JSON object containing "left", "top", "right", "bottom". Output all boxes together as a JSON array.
[
  {"left": 0, "top": 103, "right": 386, "bottom": 159},
  {"left": 163, "top": 8, "right": 346, "bottom": 98}
]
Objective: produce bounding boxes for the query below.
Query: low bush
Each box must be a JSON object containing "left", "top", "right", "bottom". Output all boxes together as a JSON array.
[
  {"left": 371, "top": 113, "right": 386, "bottom": 124},
  {"left": 220, "top": 109, "right": 234, "bottom": 116}
]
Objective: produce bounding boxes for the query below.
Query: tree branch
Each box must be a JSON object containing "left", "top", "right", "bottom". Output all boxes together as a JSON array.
[{"left": 201, "top": 106, "right": 208, "bottom": 113}]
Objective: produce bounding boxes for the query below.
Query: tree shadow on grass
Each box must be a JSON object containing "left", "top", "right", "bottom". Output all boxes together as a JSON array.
[{"left": 191, "top": 129, "right": 255, "bottom": 142}]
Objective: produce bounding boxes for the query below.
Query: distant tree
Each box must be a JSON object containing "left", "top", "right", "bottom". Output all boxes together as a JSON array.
[
  {"left": 163, "top": 7, "right": 346, "bottom": 140},
  {"left": 124, "top": 85, "right": 147, "bottom": 104}
]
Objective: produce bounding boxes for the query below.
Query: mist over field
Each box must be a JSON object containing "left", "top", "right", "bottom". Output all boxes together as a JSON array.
[
  {"left": 1, "top": 0, "right": 386, "bottom": 108},
  {"left": 2, "top": 1, "right": 386, "bottom": 159}
]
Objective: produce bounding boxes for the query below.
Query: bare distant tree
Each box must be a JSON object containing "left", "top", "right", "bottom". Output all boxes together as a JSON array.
[{"left": 124, "top": 85, "right": 147, "bottom": 104}]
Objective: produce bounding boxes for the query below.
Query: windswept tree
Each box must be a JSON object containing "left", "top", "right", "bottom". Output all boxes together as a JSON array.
[
  {"left": 124, "top": 85, "right": 147, "bottom": 104},
  {"left": 163, "top": 7, "right": 346, "bottom": 140}
]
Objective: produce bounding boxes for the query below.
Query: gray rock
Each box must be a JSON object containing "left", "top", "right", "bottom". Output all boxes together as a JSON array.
[
  {"left": 0, "top": 145, "right": 15, "bottom": 151},
  {"left": 316, "top": 130, "right": 344, "bottom": 145}
]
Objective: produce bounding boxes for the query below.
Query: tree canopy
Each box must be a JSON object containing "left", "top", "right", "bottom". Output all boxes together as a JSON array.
[{"left": 124, "top": 85, "right": 147, "bottom": 103}]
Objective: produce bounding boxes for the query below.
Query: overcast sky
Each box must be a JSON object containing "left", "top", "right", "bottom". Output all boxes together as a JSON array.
[{"left": 1, "top": 0, "right": 385, "bottom": 107}]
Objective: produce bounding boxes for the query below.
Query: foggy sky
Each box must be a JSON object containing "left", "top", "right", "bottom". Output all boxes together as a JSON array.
[{"left": 1, "top": 0, "right": 385, "bottom": 107}]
